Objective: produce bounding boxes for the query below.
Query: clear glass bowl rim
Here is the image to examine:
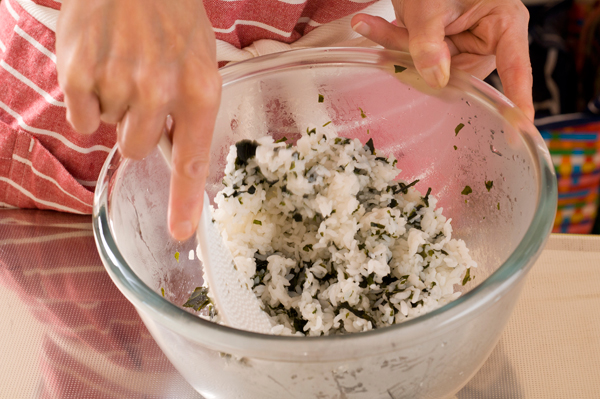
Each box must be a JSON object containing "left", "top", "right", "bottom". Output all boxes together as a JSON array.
[{"left": 93, "top": 47, "right": 557, "bottom": 359}]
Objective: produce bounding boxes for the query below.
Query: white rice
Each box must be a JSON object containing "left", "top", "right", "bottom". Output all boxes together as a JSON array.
[{"left": 211, "top": 126, "right": 477, "bottom": 336}]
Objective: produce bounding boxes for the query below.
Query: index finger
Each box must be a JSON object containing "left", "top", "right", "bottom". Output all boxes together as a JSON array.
[
  {"left": 495, "top": 11, "right": 534, "bottom": 120},
  {"left": 168, "top": 73, "right": 221, "bottom": 241}
]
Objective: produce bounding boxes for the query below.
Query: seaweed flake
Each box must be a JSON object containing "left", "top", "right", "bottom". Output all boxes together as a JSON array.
[
  {"left": 462, "top": 268, "right": 472, "bottom": 285},
  {"left": 365, "top": 138, "right": 375, "bottom": 154},
  {"left": 183, "top": 287, "right": 212, "bottom": 312},
  {"left": 337, "top": 303, "right": 376, "bottom": 326},
  {"left": 235, "top": 140, "right": 259, "bottom": 167},
  {"left": 455, "top": 123, "right": 465, "bottom": 136},
  {"left": 289, "top": 308, "right": 308, "bottom": 333},
  {"left": 394, "top": 179, "right": 420, "bottom": 195},
  {"left": 423, "top": 187, "right": 432, "bottom": 207}
]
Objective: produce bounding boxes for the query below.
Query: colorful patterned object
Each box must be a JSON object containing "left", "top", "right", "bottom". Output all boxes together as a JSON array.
[{"left": 539, "top": 118, "right": 600, "bottom": 234}]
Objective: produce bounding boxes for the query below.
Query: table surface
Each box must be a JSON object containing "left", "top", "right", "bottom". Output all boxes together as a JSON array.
[{"left": 0, "top": 210, "right": 598, "bottom": 399}]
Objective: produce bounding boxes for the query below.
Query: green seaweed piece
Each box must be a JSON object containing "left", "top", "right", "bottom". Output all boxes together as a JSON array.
[
  {"left": 365, "top": 138, "right": 375, "bottom": 154},
  {"left": 235, "top": 140, "right": 258, "bottom": 167},
  {"left": 455, "top": 123, "right": 465, "bottom": 136},
  {"left": 423, "top": 187, "right": 432, "bottom": 207},
  {"left": 462, "top": 268, "right": 472, "bottom": 286},
  {"left": 337, "top": 303, "right": 377, "bottom": 326},
  {"left": 183, "top": 287, "right": 212, "bottom": 312}
]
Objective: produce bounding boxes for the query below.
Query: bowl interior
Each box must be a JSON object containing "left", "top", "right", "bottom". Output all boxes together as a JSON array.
[{"left": 106, "top": 49, "right": 541, "bottom": 325}]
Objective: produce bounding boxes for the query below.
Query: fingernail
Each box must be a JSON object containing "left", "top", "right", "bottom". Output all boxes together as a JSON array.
[
  {"left": 352, "top": 21, "right": 371, "bottom": 37},
  {"left": 172, "top": 220, "right": 193, "bottom": 240},
  {"left": 421, "top": 59, "right": 450, "bottom": 89}
]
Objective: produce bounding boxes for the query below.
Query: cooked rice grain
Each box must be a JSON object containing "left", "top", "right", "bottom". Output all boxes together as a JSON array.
[{"left": 212, "top": 127, "right": 476, "bottom": 336}]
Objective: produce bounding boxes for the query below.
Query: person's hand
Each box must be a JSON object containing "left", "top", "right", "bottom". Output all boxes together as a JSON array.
[
  {"left": 351, "top": 0, "right": 534, "bottom": 120},
  {"left": 56, "top": 0, "right": 220, "bottom": 241}
]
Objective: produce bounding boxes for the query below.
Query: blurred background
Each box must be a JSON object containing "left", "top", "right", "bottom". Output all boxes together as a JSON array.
[{"left": 496, "top": 0, "right": 600, "bottom": 234}]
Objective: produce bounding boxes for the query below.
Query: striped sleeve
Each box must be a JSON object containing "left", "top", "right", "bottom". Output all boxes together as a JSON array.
[
  {"left": 0, "top": 0, "right": 116, "bottom": 213},
  {"left": 0, "top": 0, "right": 382, "bottom": 214}
]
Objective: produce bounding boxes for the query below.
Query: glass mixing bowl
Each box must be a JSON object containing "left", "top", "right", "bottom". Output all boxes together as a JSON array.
[{"left": 93, "top": 48, "right": 557, "bottom": 399}]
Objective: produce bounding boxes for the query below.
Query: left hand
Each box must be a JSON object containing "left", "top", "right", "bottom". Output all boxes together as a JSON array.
[{"left": 351, "top": 0, "right": 534, "bottom": 120}]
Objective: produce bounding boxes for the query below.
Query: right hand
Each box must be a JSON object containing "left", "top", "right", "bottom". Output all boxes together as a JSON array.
[
  {"left": 352, "top": 0, "right": 534, "bottom": 120},
  {"left": 56, "top": 0, "right": 221, "bottom": 241}
]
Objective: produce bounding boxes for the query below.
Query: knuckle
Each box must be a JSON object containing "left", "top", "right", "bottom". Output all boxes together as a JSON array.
[
  {"left": 181, "top": 66, "right": 222, "bottom": 105},
  {"left": 494, "top": 14, "right": 513, "bottom": 35},
  {"left": 117, "top": 139, "right": 148, "bottom": 160},
  {"left": 99, "top": 112, "right": 122, "bottom": 125},
  {"left": 100, "top": 58, "right": 130, "bottom": 79},
  {"left": 59, "top": 67, "right": 91, "bottom": 97},
  {"left": 513, "top": 1, "right": 530, "bottom": 22},
  {"left": 116, "top": 124, "right": 152, "bottom": 160},
  {"left": 66, "top": 110, "right": 95, "bottom": 132},
  {"left": 59, "top": 80, "right": 77, "bottom": 98},
  {"left": 500, "top": 2, "right": 529, "bottom": 30},
  {"left": 409, "top": 37, "right": 438, "bottom": 52},
  {"left": 173, "top": 152, "right": 211, "bottom": 180},
  {"left": 408, "top": 37, "right": 444, "bottom": 60},
  {"left": 136, "top": 80, "right": 170, "bottom": 110},
  {"left": 98, "top": 64, "right": 132, "bottom": 101}
]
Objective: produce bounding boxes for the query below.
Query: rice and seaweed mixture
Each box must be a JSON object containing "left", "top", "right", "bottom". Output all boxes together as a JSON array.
[{"left": 212, "top": 127, "right": 476, "bottom": 336}]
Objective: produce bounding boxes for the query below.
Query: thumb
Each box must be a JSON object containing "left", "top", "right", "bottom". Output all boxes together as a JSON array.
[{"left": 403, "top": 3, "right": 451, "bottom": 89}]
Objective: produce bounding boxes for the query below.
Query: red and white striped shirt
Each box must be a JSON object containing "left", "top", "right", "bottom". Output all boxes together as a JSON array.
[
  {"left": 0, "top": 0, "right": 393, "bottom": 214},
  {"left": 0, "top": 210, "right": 191, "bottom": 398}
]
